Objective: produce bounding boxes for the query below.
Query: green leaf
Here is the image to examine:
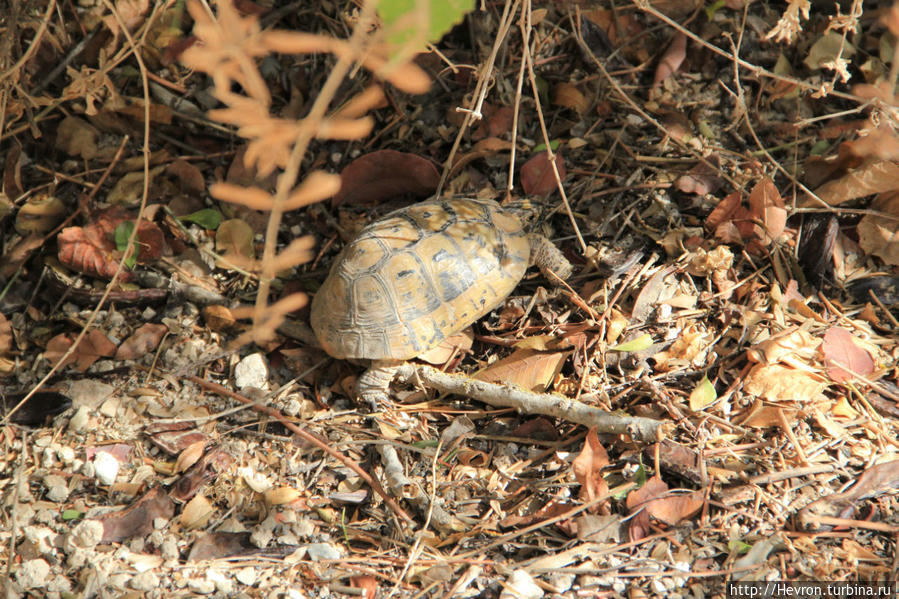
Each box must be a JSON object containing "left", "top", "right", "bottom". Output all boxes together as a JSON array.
[
  {"left": 532, "top": 140, "right": 561, "bottom": 153},
  {"left": 379, "top": 0, "right": 471, "bottom": 52},
  {"left": 61, "top": 509, "right": 83, "bottom": 521},
  {"left": 611, "top": 334, "right": 653, "bottom": 352},
  {"left": 728, "top": 538, "right": 752, "bottom": 555},
  {"left": 114, "top": 221, "right": 138, "bottom": 269},
  {"left": 704, "top": 0, "right": 725, "bottom": 21},
  {"left": 180, "top": 208, "right": 223, "bottom": 230}
]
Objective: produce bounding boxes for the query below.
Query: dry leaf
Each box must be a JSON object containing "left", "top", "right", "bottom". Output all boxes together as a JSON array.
[
  {"left": 181, "top": 495, "right": 215, "bottom": 530},
  {"left": 173, "top": 440, "right": 206, "bottom": 474},
  {"left": 56, "top": 116, "right": 100, "bottom": 159},
  {"left": 473, "top": 348, "right": 568, "bottom": 392},
  {"left": 520, "top": 152, "right": 566, "bottom": 197},
  {"left": 553, "top": 83, "right": 589, "bottom": 114},
  {"left": 811, "top": 159, "right": 899, "bottom": 207},
  {"left": 653, "top": 32, "right": 686, "bottom": 89},
  {"left": 820, "top": 327, "right": 875, "bottom": 384},
  {"left": 333, "top": 150, "right": 439, "bottom": 207},
  {"left": 857, "top": 191, "right": 899, "bottom": 265},
  {"left": 572, "top": 427, "right": 610, "bottom": 508},
  {"left": 747, "top": 177, "right": 787, "bottom": 245},
  {"left": 216, "top": 219, "right": 256, "bottom": 260},
  {"left": 15, "top": 194, "right": 66, "bottom": 235},
  {"left": 115, "top": 323, "right": 168, "bottom": 360},
  {"left": 45, "top": 330, "right": 118, "bottom": 372},
  {"left": 743, "top": 363, "right": 827, "bottom": 402}
]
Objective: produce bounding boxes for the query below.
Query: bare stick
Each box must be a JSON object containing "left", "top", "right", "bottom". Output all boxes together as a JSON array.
[{"left": 394, "top": 363, "right": 671, "bottom": 442}]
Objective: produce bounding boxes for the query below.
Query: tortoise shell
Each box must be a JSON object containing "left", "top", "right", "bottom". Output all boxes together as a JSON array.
[{"left": 311, "top": 198, "right": 530, "bottom": 360}]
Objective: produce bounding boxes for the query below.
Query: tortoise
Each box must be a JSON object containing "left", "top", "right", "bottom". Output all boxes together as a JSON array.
[{"left": 310, "top": 197, "right": 572, "bottom": 406}]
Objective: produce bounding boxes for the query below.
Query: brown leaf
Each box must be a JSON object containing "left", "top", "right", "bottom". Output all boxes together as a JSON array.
[
  {"left": 645, "top": 490, "right": 704, "bottom": 526},
  {"left": 520, "top": 152, "right": 566, "bottom": 196},
  {"left": 626, "top": 475, "right": 668, "bottom": 542},
  {"left": 473, "top": 348, "right": 568, "bottom": 392},
  {"left": 333, "top": 150, "right": 439, "bottom": 207},
  {"left": 472, "top": 104, "right": 514, "bottom": 140},
  {"left": 0, "top": 313, "right": 12, "bottom": 354},
  {"left": 97, "top": 487, "right": 175, "bottom": 543},
  {"left": 857, "top": 191, "right": 899, "bottom": 265},
  {"left": 553, "top": 83, "right": 589, "bottom": 114},
  {"left": 811, "top": 159, "right": 899, "bottom": 207},
  {"left": 56, "top": 116, "right": 100, "bottom": 160},
  {"left": 417, "top": 328, "right": 473, "bottom": 365},
  {"left": 115, "top": 323, "right": 168, "bottom": 360},
  {"left": 45, "top": 330, "right": 117, "bottom": 372},
  {"left": 742, "top": 364, "right": 827, "bottom": 403},
  {"left": 653, "top": 32, "right": 686, "bottom": 89},
  {"left": 675, "top": 156, "right": 723, "bottom": 195},
  {"left": 747, "top": 177, "right": 786, "bottom": 245},
  {"left": 167, "top": 159, "right": 206, "bottom": 194},
  {"left": 450, "top": 137, "right": 512, "bottom": 173},
  {"left": 215, "top": 219, "right": 256, "bottom": 260},
  {"left": 572, "top": 427, "right": 610, "bottom": 507},
  {"left": 174, "top": 440, "right": 207, "bottom": 474},
  {"left": 820, "top": 327, "right": 875, "bottom": 384},
  {"left": 58, "top": 226, "right": 123, "bottom": 280}
]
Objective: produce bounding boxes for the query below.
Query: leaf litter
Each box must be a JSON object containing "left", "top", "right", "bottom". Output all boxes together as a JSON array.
[{"left": 2, "top": 0, "right": 899, "bottom": 596}]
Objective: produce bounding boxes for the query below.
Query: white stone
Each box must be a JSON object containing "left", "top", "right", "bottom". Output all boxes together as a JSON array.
[
  {"left": 499, "top": 569, "right": 543, "bottom": 599},
  {"left": 306, "top": 542, "right": 341, "bottom": 561},
  {"left": 234, "top": 352, "right": 269, "bottom": 390},
  {"left": 15, "top": 558, "right": 50, "bottom": 589},
  {"left": 93, "top": 451, "right": 120, "bottom": 485}
]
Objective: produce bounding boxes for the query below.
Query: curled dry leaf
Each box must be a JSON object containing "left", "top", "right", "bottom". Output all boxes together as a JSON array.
[
  {"left": 572, "top": 427, "right": 610, "bottom": 508},
  {"left": 820, "top": 327, "right": 875, "bottom": 384},
  {"left": 15, "top": 193, "right": 66, "bottom": 235},
  {"left": 115, "top": 323, "right": 168, "bottom": 360},
  {"left": 333, "top": 150, "right": 439, "bottom": 207},
  {"left": 520, "top": 151, "right": 566, "bottom": 197},
  {"left": 0, "top": 313, "right": 12, "bottom": 354},
  {"left": 746, "top": 328, "right": 820, "bottom": 368},
  {"left": 181, "top": 495, "right": 215, "bottom": 530},
  {"left": 747, "top": 177, "right": 787, "bottom": 245},
  {"left": 653, "top": 32, "right": 687, "bottom": 89},
  {"left": 173, "top": 440, "right": 207, "bottom": 474}
]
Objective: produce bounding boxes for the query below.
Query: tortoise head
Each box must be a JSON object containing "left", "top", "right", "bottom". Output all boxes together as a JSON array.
[{"left": 499, "top": 197, "right": 550, "bottom": 229}]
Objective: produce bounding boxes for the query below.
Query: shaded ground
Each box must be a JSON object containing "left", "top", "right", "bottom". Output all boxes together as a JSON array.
[{"left": 2, "top": 0, "right": 899, "bottom": 597}]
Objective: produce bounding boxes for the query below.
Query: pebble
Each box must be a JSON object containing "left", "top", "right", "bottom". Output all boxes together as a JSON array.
[
  {"left": 130, "top": 571, "right": 160, "bottom": 591},
  {"left": 68, "top": 406, "right": 91, "bottom": 432},
  {"left": 68, "top": 519, "right": 104, "bottom": 550},
  {"left": 499, "top": 570, "right": 543, "bottom": 599},
  {"left": 93, "top": 451, "right": 120, "bottom": 485},
  {"left": 234, "top": 352, "right": 269, "bottom": 390},
  {"left": 15, "top": 558, "right": 50, "bottom": 589},
  {"left": 305, "top": 543, "right": 341, "bottom": 561},
  {"left": 235, "top": 567, "right": 257, "bottom": 586}
]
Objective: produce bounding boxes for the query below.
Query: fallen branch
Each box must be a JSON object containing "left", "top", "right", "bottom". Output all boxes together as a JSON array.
[{"left": 394, "top": 364, "right": 671, "bottom": 442}]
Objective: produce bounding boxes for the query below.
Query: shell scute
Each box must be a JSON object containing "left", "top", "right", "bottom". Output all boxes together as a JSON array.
[{"left": 311, "top": 198, "right": 530, "bottom": 360}]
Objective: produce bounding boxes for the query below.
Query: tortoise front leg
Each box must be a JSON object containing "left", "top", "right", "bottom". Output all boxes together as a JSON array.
[
  {"left": 357, "top": 360, "right": 403, "bottom": 409},
  {"left": 528, "top": 234, "right": 573, "bottom": 281}
]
